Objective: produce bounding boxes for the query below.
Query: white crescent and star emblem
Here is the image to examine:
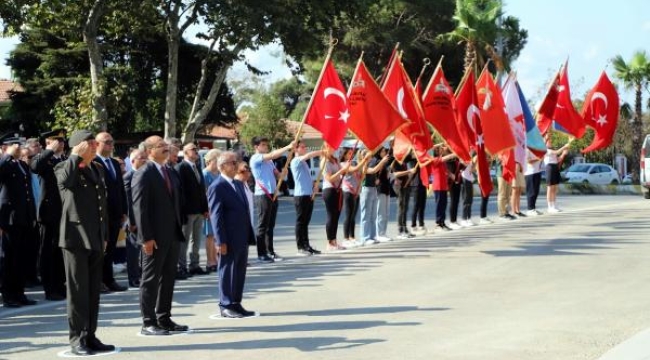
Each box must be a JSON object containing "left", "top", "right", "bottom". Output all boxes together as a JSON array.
[
  {"left": 323, "top": 87, "right": 350, "bottom": 123},
  {"left": 591, "top": 92, "right": 608, "bottom": 127},
  {"left": 466, "top": 104, "right": 480, "bottom": 133},
  {"left": 396, "top": 87, "right": 407, "bottom": 118}
]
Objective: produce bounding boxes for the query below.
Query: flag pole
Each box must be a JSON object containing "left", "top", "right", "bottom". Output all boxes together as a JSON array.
[
  {"left": 425, "top": 55, "right": 446, "bottom": 143},
  {"left": 273, "top": 37, "right": 338, "bottom": 200},
  {"left": 377, "top": 43, "right": 400, "bottom": 87},
  {"left": 415, "top": 57, "right": 431, "bottom": 86}
]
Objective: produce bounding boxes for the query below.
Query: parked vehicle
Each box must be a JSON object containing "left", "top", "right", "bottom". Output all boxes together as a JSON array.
[
  {"left": 561, "top": 163, "right": 620, "bottom": 185},
  {"left": 641, "top": 134, "right": 650, "bottom": 198}
]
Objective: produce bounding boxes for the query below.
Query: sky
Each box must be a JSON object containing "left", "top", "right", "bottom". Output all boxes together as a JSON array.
[{"left": 0, "top": 0, "right": 648, "bottom": 106}]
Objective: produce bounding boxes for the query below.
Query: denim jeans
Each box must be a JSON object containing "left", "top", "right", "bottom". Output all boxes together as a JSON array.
[
  {"left": 360, "top": 187, "right": 378, "bottom": 241},
  {"left": 376, "top": 193, "right": 389, "bottom": 236}
]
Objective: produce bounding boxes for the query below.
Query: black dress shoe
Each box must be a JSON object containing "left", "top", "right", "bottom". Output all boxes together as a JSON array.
[
  {"left": 2, "top": 299, "right": 21, "bottom": 308},
  {"left": 233, "top": 304, "right": 256, "bottom": 317},
  {"left": 128, "top": 280, "right": 140, "bottom": 288},
  {"left": 158, "top": 319, "right": 189, "bottom": 332},
  {"left": 257, "top": 255, "right": 274, "bottom": 263},
  {"left": 45, "top": 293, "right": 66, "bottom": 301},
  {"left": 175, "top": 270, "right": 188, "bottom": 280},
  {"left": 220, "top": 307, "right": 244, "bottom": 318},
  {"left": 106, "top": 281, "right": 127, "bottom": 292},
  {"left": 189, "top": 266, "right": 207, "bottom": 275},
  {"left": 307, "top": 246, "right": 321, "bottom": 255},
  {"left": 87, "top": 337, "right": 115, "bottom": 352},
  {"left": 71, "top": 344, "right": 94, "bottom": 356},
  {"left": 140, "top": 325, "right": 170, "bottom": 336},
  {"left": 17, "top": 296, "right": 37, "bottom": 305}
]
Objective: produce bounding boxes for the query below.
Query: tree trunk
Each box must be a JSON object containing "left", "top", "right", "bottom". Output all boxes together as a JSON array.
[
  {"left": 181, "top": 64, "right": 230, "bottom": 144},
  {"left": 464, "top": 42, "right": 476, "bottom": 71},
  {"left": 83, "top": 0, "right": 107, "bottom": 131},
  {"left": 631, "top": 84, "right": 643, "bottom": 183},
  {"left": 164, "top": 20, "right": 180, "bottom": 139}
]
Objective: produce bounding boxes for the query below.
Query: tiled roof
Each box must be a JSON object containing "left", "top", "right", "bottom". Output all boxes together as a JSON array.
[
  {"left": 0, "top": 80, "right": 23, "bottom": 103},
  {"left": 209, "top": 126, "right": 237, "bottom": 139},
  {"left": 285, "top": 121, "right": 322, "bottom": 139}
]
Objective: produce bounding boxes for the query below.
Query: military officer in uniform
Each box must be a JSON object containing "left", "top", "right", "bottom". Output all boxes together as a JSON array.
[
  {"left": 31, "top": 129, "right": 67, "bottom": 301},
  {"left": 55, "top": 130, "right": 115, "bottom": 355},
  {"left": 0, "top": 135, "right": 38, "bottom": 308}
]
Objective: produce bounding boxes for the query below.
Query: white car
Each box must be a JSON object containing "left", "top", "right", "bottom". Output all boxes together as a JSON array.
[
  {"left": 562, "top": 163, "right": 620, "bottom": 185},
  {"left": 641, "top": 134, "right": 650, "bottom": 198}
]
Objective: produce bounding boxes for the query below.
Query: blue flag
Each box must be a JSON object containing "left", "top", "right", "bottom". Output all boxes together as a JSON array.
[{"left": 516, "top": 82, "right": 546, "bottom": 156}]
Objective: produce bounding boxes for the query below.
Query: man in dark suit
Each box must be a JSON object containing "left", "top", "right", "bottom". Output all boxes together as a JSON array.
[
  {"left": 132, "top": 136, "right": 188, "bottom": 335},
  {"left": 0, "top": 137, "right": 38, "bottom": 308},
  {"left": 94, "top": 132, "right": 127, "bottom": 292},
  {"left": 123, "top": 148, "right": 147, "bottom": 288},
  {"left": 208, "top": 151, "right": 256, "bottom": 318},
  {"left": 30, "top": 130, "right": 67, "bottom": 301},
  {"left": 55, "top": 130, "right": 115, "bottom": 355},
  {"left": 175, "top": 143, "right": 209, "bottom": 277}
]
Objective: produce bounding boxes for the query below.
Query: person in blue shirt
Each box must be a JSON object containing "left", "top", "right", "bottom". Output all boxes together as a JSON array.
[
  {"left": 289, "top": 141, "right": 323, "bottom": 256},
  {"left": 249, "top": 137, "right": 294, "bottom": 263}
]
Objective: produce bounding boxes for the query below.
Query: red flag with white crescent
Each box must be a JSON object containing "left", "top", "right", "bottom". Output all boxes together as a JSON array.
[
  {"left": 553, "top": 61, "right": 586, "bottom": 138},
  {"left": 581, "top": 71, "right": 619, "bottom": 153},
  {"left": 304, "top": 58, "right": 350, "bottom": 149}
]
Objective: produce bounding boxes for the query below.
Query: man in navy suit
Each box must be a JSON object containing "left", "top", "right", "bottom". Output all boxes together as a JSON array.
[{"left": 208, "top": 151, "right": 256, "bottom": 318}]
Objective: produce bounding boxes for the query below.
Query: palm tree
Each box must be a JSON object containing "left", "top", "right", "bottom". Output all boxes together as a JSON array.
[
  {"left": 439, "top": 0, "right": 527, "bottom": 72},
  {"left": 612, "top": 50, "right": 650, "bottom": 182}
]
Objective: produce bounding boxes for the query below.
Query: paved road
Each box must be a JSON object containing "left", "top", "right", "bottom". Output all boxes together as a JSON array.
[{"left": 1, "top": 195, "right": 649, "bottom": 359}]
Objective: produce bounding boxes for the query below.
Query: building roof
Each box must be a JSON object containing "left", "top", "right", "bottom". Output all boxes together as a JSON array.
[
  {"left": 0, "top": 80, "right": 23, "bottom": 103},
  {"left": 285, "top": 121, "right": 322, "bottom": 139},
  {"left": 209, "top": 125, "right": 238, "bottom": 140}
]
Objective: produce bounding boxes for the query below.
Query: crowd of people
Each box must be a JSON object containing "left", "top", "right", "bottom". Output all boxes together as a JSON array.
[{"left": 0, "top": 129, "right": 574, "bottom": 355}]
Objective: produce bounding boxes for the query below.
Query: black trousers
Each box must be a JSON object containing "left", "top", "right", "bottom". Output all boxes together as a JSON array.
[
  {"left": 102, "top": 219, "right": 121, "bottom": 285},
  {"left": 397, "top": 186, "right": 411, "bottom": 233},
  {"left": 62, "top": 247, "right": 103, "bottom": 347},
  {"left": 39, "top": 221, "right": 66, "bottom": 296},
  {"left": 322, "top": 188, "right": 341, "bottom": 241},
  {"left": 434, "top": 190, "right": 448, "bottom": 224},
  {"left": 480, "top": 195, "right": 489, "bottom": 218},
  {"left": 294, "top": 195, "right": 314, "bottom": 250},
  {"left": 525, "top": 173, "right": 542, "bottom": 210},
  {"left": 448, "top": 182, "right": 462, "bottom": 223},
  {"left": 461, "top": 179, "right": 474, "bottom": 220},
  {"left": 342, "top": 192, "right": 359, "bottom": 239},
  {"left": 1, "top": 225, "right": 31, "bottom": 301},
  {"left": 140, "top": 239, "right": 179, "bottom": 326},
  {"left": 126, "top": 231, "right": 142, "bottom": 285},
  {"left": 25, "top": 224, "right": 40, "bottom": 283},
  {"left": 254, "top": 195, "right": 278, "bottom": 257},
  {"left": 410, "top": 185, "right": 426, "bottom": 227}
]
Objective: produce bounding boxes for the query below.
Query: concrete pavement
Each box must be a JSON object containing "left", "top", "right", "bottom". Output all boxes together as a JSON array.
[{"left": 1, "top": 195, "right": 650, "bottom": 359}]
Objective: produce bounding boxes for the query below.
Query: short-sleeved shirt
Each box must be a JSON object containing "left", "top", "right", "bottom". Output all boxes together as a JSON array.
[
  {"left": 362, "top": 158, "right": 378, "bottom": 187},
  {"left": 431, "top": 159, "right": 448, "bottom": 191},
  {"left": 322, "top": 160, "right": 341, "bottom": 189},
  {"left": 250, "top": 153, "right": 277, "bottom": 196},
  {"left": 290, "top": 157, "right": 313, "bottom": 196},
  {"left": 341, "top": 161, "right": 359, "bottom": 193},
  {"left": 391, "top": 162, "right": 409, "bottom": 189},
  {"left": 525, "top": 149, "right": 544, "bottom": 175}
]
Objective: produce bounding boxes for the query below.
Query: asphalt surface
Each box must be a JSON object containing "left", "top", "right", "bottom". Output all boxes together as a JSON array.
[{"left": 1, "top": 194, "right": 649, "bottom": 359}]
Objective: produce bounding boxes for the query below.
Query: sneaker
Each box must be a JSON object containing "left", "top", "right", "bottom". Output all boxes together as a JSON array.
[
  {"left": 547, "top": 207, "right": 560, "bottom": 213},
  {"left": 296, "top": 249, "right": 312, "bottom": 256},
  {"left": 326, "top": 242, "right": 346, "bottom": 251},
  {"left": 342, "top": 240, "right": 359, "bottom": 248},
  {"left": 460, "top": 219, "right": 475, "bottom": 227},
  {"left": 376, "top": 235, "right": 393, "bottom": 242},
  {"left": 307, "top": 246, "right": 322, "bottom": 255},
  {"left": 448, "top": 222, "right": 463, "bottom": 230},
  {"left": 269, "top": 252, "right": 284, "bottom": 261},
  {"left": 478, "top": 217, "right": 493, "bottom": 225},
  {"left": 363, "top": 239, "right": 378, "bottom": 246},
  {"left": 515, "top": 212, "right": 527, "bottom": 217},
  {"left": 526, "top": 209, "right": 540, "bottom": 216},
  {"left": 436, "top": 224, "right": 451, "bottom": 231}
]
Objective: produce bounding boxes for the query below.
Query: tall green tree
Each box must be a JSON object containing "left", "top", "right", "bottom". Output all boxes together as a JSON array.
[
  {"left": 612, "top": 50, "right": 650, "bottom": 181},
  {"left": 440, "top": 0, "right": 527, "bottom": 71}
]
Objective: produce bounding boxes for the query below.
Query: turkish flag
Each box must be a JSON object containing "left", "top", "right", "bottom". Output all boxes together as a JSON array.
[
  {"left": 347, "top": 60, "right": 407, "bottom": 152},
  {"left": 537, "top": 71, "right": 560, "bottom": 135},
  {"left": 456, "top": 69, "right": 492, "bottom": 197},
  {"left": 581, "top": 71, "right": 619, "bottom": 153},
  {"left": 304, "top": 58, "right": 350, "bottom": 149},
  {"left": 476, "top": 68, "right": 515, "bottom": 155},
  {"left": 502, "top": 76, "right": 527, "bottom": 170},
  {"left": 421, "top": 65, "right": 471, "bottom": 162},
  {"left": 553, "top": 62, "right": 586, "bottom": 138},
  {"left": 382, "top": 57, "right": 432, "bottom": 164}
]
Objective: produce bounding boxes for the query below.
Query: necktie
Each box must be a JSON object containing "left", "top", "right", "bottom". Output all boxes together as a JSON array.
[
  {"left": 105, "top": 158, "right": 116, "bottom": 179},
  {"left": 192, "top": 164, "right": 201, "bottom": 182},
  {"left": 161, "top": 166, "right": 172, "bottom": 194}
]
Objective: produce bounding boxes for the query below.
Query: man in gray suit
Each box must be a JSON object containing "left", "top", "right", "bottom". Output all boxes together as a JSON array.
[
  {"left": 132, "top": 136, "right": 188, "bottom": 335},
  {"left": 55, "top": 130, "right": 115, "bottom": 356}
]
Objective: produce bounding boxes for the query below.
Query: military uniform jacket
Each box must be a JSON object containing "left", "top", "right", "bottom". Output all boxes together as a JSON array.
[
  {"left": 54, "top": 155, "right": 108, "bottom": 251},
  {"left": 30, "top": 149, "right": 65, "bottom": 224},
  {"left": 0, "top": 154, "right": 36, "bottom": 229}
]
